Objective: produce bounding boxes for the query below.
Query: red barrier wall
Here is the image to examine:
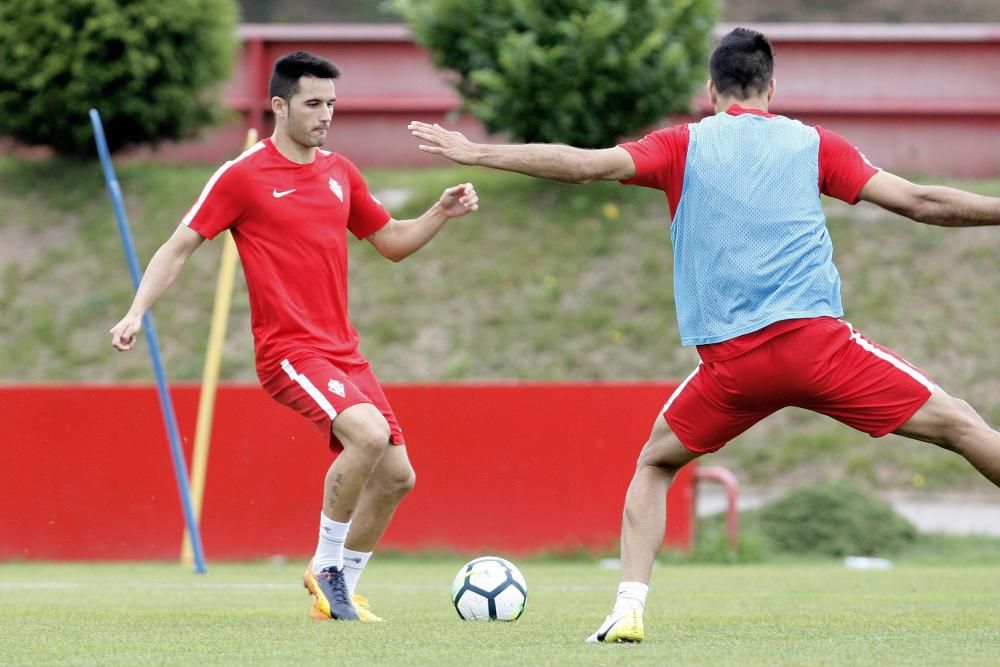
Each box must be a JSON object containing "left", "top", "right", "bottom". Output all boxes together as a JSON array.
[
  {"left": 125, "top": 22, "right": 1000, "bottom": 178},
  {"left": 1, "top": 383, "right": 691, "bottom": 561}
]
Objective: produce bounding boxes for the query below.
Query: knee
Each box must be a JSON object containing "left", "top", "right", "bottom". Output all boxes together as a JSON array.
[
  {"left": 954, "top": 398, "right": 985, "bottom": 424},
  {"left": 342, "top": 421, "right": 392, "bottom": 460},
  {"left": 396, "top": 466, "right": 416, "bottom": 496},
  {"left": 635, "top": 432, "right": 690, "bottom": 479},
  {"left": 636, "top": 453, "right": 682, "bottom": 480},
  {"left": 376, "top": 462, "right": 416, "bottom": 498},
  {"left": 937, "top": 397, "right": 988, "bottom": 451}
]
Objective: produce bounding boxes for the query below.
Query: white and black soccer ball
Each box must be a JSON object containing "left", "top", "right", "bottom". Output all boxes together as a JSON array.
[{"left": 451, "top": 556, "right": 527, "bottom": 621}]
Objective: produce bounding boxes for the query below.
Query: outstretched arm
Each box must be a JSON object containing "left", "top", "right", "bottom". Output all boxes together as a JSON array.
[
  {"left": 109, "top": 224, "right": 205, "bottom": 350},
  {"left": 860, "top": 171, "right": 1000, "bottom": 227},
  {"left": 408, "top": 121, "right": 636, "bottom": 184},
  {"left": 367, "top": 183, "right": 479, "bottom": 262}
]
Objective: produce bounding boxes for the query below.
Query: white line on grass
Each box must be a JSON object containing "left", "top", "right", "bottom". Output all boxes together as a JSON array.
[{"left": 0, "top": 582, "right": 606, "bottom": 592}]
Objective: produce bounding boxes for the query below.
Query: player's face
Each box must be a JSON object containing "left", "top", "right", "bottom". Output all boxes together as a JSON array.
[{"left": 284, "top": 76, "right": 336, "bottom": 148}]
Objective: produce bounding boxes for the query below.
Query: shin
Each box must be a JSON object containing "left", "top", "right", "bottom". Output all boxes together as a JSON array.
[{"left": 620, "top": 417, "right": 703, "bottom": 584}]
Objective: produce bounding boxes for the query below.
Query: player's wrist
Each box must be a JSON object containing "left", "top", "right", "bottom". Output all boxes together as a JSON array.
[
  {"left": 431, "top": 200, "right": 454, "bottom": 220},
  {"left": 465, "top": 143, "right": 486, "bottom": 165}
]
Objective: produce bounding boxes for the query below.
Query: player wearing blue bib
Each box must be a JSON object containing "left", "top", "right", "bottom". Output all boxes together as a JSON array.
[{"left": 410, "top": 28, "right": 1000, "bottom": 644}]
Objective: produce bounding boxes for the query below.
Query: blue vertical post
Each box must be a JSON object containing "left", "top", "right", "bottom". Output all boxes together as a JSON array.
[{"left": 89, "top": 108, "right": 207, "bottom": 574}]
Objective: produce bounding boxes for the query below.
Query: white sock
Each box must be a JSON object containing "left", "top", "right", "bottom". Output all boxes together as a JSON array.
[
  {"left": 313, "top": 513, "right": 350, "bottom": 573},
  {"left": 612, "top": 582, "right": 649, "bottom": 615},
  {"left": 342, "top": 548, "right": 373, "bottom": 596}
]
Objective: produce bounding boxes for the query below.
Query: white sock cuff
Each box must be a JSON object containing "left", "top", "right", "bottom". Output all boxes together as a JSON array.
[
  {"left": 341, "top": 549, "right": 373, "bottom": 596},
  {"left": 319, "top": 513, "right": 351, "bottom": 543},
  {"left": 616, "top": 581, "right": 649, "bottom": 610},
  {"left": 342, "top": 548, "right": 372, "bottom": 570}
]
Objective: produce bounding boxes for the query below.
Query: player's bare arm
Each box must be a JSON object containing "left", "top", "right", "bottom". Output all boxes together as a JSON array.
[
  {"left": 860, "top": 171, "right": 1000, "bottom": 227},
  {"left": 408, "top": 121, "right": 636, "bottom": 184},
  {"left": 367, "top": 183, "right": 479, "bottom": 262},
  {"left": 109, "top": 224, "right": 205, "bottom": 351}
]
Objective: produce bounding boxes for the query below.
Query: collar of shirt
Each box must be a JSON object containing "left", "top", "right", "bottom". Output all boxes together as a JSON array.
[{"left": 725, "top": 103, "right": 778, "bottom": 119}]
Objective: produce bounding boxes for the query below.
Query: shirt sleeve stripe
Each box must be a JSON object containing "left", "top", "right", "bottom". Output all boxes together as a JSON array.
[{"left": 182, "top": 141, "right": 266, "bottom": 227}]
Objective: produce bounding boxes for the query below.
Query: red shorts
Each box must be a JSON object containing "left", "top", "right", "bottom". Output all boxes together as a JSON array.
[
  {"left": 664, "top": 318, "right": 935, "bottom": 453},
  {"left": 261, "top": 355, "right": 405, "bottom": 452}
]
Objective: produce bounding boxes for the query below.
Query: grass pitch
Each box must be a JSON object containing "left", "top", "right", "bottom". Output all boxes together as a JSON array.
[{"left": 2, "top": 558, "right": 998, "bottom": 666}]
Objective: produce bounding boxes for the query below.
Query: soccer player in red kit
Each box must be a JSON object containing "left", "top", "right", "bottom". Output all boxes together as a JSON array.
[
  {"left": 110, "top": 52, "right": 479, "bottom": 622},
  {"left": 410, "top": 28, "right": 1000, "bottom": 642}
]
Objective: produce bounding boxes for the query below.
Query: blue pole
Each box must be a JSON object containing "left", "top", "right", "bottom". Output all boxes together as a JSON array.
[{"left": 89, "top": 108, "right": 208, "bottom": 574}]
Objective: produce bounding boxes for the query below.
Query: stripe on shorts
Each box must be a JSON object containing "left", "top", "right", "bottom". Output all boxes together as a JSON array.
[
  {"left": 844, "top": 323, "right": 935, "bottom": 393},
  {"left": 663, "top": 363, "right": 702, "bottom": 413},
  {"left": 280, "top": 358, "right": 338, "bottom": 419}
]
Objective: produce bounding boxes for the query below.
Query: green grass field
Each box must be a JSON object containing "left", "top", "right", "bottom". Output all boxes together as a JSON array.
[{"left": 2, "top": 558, "right": 998, "bottom": 666}]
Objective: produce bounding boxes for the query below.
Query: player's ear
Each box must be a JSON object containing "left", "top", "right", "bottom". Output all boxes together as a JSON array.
[
  {"left": 271, "top": 96, "right": 287, "bottom": 118},
  {"left": 707, "top": 79, "right": 717, "bottom": 106},
  {"left": 767, "top": 79, "right": 776, "bottom": 103}
]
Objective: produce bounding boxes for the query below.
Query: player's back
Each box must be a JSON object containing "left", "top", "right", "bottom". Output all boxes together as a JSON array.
[{"left": 672, "top": 111, "right": 843, "bottom": 346}]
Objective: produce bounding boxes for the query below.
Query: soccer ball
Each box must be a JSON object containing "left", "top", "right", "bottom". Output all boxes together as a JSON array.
[{"left": 451, "top": 556, "right": 527, "bottom": 621}]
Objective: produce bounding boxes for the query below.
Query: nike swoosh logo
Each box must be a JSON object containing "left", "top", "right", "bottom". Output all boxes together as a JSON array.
[{"left": 273, "top": 188, "right": 296, "bottom": 198}]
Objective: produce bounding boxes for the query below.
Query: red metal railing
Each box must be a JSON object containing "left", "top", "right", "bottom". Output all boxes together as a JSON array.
[{"left": 696, "top": 466, "right": 742, "bottom": 549}]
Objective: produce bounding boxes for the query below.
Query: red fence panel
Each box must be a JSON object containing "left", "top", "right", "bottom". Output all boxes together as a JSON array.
[
  {"left": 1, "top": 383, "right": 694, "bottom": 560},
  {"left": 116, "top": 22, "right": 1000, "bottom": 178}
]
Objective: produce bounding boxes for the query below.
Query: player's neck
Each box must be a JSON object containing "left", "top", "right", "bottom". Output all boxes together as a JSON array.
[
  {"left": 270, "top": 131, "right": 317, "bottom": 164},
  {"left": 714, "top": 96, "right": 770, "bottom": 114}
]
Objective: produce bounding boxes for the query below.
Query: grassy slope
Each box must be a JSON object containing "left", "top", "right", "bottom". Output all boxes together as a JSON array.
[
  {"left": 2, "top": 560, "right": 999, "bottom": 666},
  {"left": 2, "top": 157, "right": 999, "bottom": 490}
]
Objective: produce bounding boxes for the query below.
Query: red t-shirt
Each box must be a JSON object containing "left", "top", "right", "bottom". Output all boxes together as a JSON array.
[
  {"left": 183, "top": 139, "right": 391, "bottom": 380},
  {"left": 617, "top": 104, "right": 880, "bottom": 360}
]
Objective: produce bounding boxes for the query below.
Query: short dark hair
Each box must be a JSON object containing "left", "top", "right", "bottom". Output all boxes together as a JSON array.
[
  {"left": 709, "top": 28, "right": 774, "bottom": 99},
  {"left": 269, "top": 51, "right": 340, "bottom": 100}
]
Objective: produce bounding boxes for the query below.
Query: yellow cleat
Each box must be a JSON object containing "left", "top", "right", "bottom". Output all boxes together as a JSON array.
[
  {"left": 303, "top": 558, "right": 359, "bottom": 621},
  {"left": 351, "top": 594, "right": 385, "bottom": 623},
  {"left": 585, "top": 609, "right": 644, "bottom": 643}
]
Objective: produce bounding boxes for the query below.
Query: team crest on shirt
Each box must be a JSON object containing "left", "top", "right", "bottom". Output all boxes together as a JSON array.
[
  {"left": 328, "top": 178, "right": 343, "bottom": 202},
  {"left": 327, "top": 379, "right": 345, "bottom": 397}
]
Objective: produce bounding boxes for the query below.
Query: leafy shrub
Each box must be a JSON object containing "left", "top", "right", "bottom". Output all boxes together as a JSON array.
[
  {"left": 756, "top": 480, "right": 918, "bottom": 557},
  {"left": 688, "top": 515, "right": 769, "bottom": 564},
  {"left": 0, "top": 0, "right": 238, "bottom": 156},
  {"left": 396, "top": 0, "right": 718, "bottom": 147}
]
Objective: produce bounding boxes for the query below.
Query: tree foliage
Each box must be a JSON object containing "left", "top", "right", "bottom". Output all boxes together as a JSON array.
[
  {"left": 0, "top": 0, "right": 238, "bottom": 156},
  {"left": 396, "top": 0, "right": 718, "bottom": 147}
]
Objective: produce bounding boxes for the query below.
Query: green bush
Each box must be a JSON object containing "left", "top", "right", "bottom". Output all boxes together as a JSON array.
[
  {"left": 396, "top": 0, "right": 718, "bottom": 147},
  {"left": 755, "top": 480, "right": 918, "bottom": 557},
  {"left": 0, "top": 0, "right": 238, "bottom": 156}
]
